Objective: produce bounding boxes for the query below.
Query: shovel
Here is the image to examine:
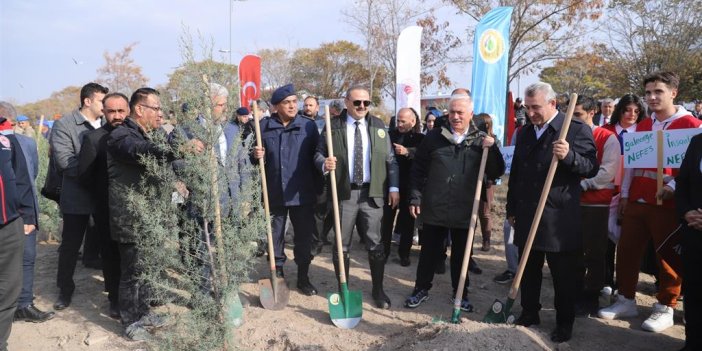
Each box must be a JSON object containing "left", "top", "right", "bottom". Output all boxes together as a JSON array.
[
  {"left": 483, "top": 93, "right": 578, "bottom": 324},
  {"left": 253, "top": 101, "right": 289, "bottom": 310},
  {"left": 450, "top": 144, "right": 490, "bottom": 323},
  {"left": 323, "top": 106, "right": 363, "bottom": 329}
]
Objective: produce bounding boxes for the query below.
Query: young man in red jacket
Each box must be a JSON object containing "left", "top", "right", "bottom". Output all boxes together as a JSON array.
[{"left": 599, "top": 71, "right": 702, "bottom": 332}]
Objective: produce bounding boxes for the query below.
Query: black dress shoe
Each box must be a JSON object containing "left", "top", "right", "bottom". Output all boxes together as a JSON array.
[
  {"left": 515, "top": 312, "right": 540, "bottom": 327},
  {"left": 53, "top": 295, "right": 71, "bottom": 310},
  {"left": 550, "top": 325, "right": 573, "bottom": 343},
  {"left": 372, "top": 291, "right": 391, "bottom": 309},
  {"left": 297, "top": 281, "right": 318, "bottom": 296},
  {"left": 109, "top": 301, "right": 120, "bottom": 319},
  {"left": 275, "top": 267, "right": 284, "bottom": 278},
  {"left": 468, "top": 264, "right": 483, "bottom": 275},
  {"left": 400, "top": 257, "right": 411, "bottom": 267},
  {"left": 14, "top": 305, "right": 55, "bottom": 323}
]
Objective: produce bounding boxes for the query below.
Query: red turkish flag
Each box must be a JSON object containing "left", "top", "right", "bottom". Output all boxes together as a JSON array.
[{"left": 238, "top": 55, "right": 261, "bottom": 108}]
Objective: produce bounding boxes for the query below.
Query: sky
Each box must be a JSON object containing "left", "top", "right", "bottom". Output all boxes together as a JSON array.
[{"left": 0, "top": 0, "right": 534, "bottom": 105}]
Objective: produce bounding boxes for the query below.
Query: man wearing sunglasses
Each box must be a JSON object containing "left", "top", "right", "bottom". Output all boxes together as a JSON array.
[{"left": 315, "top": 86, "right": 399, "bottom": 309}]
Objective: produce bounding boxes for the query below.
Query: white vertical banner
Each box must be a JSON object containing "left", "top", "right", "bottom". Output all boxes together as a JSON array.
[{"left": 395, "top": 25, "right": 423, "bottom": 117}]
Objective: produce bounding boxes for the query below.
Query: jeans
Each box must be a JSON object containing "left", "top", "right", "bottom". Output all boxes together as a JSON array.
[{"left": 18, "top": 230, "right": 36, "bottom": 308}]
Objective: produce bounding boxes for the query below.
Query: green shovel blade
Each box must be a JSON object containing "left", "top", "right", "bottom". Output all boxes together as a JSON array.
[
  {"left": 328, "top": 283, "right": 362, "bottom": 329},
  {"left": 483, "top": 297, "right": 514, "bottom": 324}
]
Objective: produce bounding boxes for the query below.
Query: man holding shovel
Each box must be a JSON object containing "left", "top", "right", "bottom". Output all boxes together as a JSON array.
[
  {"left": 315, "top": 86, "right": 399, "bottom": 309},
  {"left": 507, "top": 82, "right": 597, "bottom": 342},
  {"left": 403, "top": 93, "right": 504, "bottom": 311},
  {"left": 252, "top": 84, "right": 320, "bottom": 296}
]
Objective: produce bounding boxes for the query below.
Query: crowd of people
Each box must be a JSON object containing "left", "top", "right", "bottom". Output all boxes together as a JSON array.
[{"left": 0, "top": 69, "right": 700, "bottom": 350}]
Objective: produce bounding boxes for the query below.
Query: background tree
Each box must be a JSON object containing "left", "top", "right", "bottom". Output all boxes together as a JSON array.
[
  {"left": 445, "top": 0, "right": 604, "bottom": 83},
  {"left": 96, "top": 42, "right": 149, "bottom": 95},
  {"left": 602, "top": 0, "right": 702, "bottom": 100},
  {"left": 17, "top": 85, "right": 81, "bottom": 120},
  {"left": 539, "top": 46, "right": 616, "bottom": 99},
  {"left": 343, "top": 0, "right": 462, "bottom": 99},
  {"left": 256, "top": 48, "right": 293, "bottom": 103},
  {"left": 289, "top": 41, "right": 385, "bottom": 102},
  {"left": 165, "top": 59, "right": 238, "bottom": 115}
]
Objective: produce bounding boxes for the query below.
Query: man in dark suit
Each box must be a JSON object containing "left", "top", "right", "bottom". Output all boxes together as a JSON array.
[
  {"left": 77, "top": 92, "right": 129, "bottom": 319},
  {"left": 381, "top": 107, "right": 424, "bottom": 266},
  {"left": 506, "top": 82, "right": 597, "bottom": 342},
  {"left": 675, "top": 133, "right": 702, "bottom": 351},
  {"left": 316, "top": 86, "right": 399, "bottom": 309}
]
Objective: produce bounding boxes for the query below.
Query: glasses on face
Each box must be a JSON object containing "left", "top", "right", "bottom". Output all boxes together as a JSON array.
[
  {"left": 139, "top": 104, "right": 162, "bottom": 112},
  {"left": 352, "top": 100, "right": 372, "bottom": 107}
]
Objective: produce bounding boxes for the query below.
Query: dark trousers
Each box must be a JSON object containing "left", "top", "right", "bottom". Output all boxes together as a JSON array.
[
  {"left": 415, "top": 223, "right": 471, "bottom": 293},
  {"left": 683, "top": 226, "right": 702, "bottom": 349},
  {"left": 577, "top": 206, "right": 609, "bottom": 299},
  {"left": 118, "top": 243, "right": 150, "bottom": 326},
  {"left": 0, "top": 218, "right": 24, "bottom": 351},
  {"left": 56, "top": 213, "right": 90, "bottom": 295},
  {"left": 94, "top": 209, "right": 121, "bottom": 304},
  {"left": 18, "top": 230, "right": 36, "bottom": 308},
  {"left": 311, "top": 185, "right": 333, "bottom": 250},
  {"left": 605, "top": 239, "right": 616, "bottom": 288},
  {"left": 82, "top": 216, "right": 100, "bottom": 263},
  {"left": 477, "top": 182, "right": 494, "bottom": 242},
  {"left": 519, "top": 247, "right": 580, "bottom": 328},
  {"left": 381, "top": 200, "right": 414, "bottom": 260},
  {"left": 270, "top": 204, "right": 314, "bottom": 267}
]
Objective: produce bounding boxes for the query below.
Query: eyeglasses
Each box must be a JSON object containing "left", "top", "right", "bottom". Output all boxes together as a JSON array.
[
  {"left": 352, "top": 100, "right": 372, "bottom": 107},
  {"left": 139, "top": 104, "right": 162, "bottom": 112}
]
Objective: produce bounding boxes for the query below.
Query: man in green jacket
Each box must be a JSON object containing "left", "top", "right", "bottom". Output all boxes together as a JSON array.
[{"left": 315, "top": 86, "right": 399, "bottom": 309}]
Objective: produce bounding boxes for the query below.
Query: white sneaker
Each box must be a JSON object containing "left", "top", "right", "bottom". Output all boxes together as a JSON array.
[
  {"left": 641, "top": 303, "right": 674, "bottom": 332},
  {"left": 601, "top": 286, "right": 613, "bottom": 297},
  {"left": 598, "top": 295, "right": 638, "bottom": 320}
]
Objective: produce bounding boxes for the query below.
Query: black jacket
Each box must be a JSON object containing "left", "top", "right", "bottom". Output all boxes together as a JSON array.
[
  {"left": 106, "top": 118, "right": 173, "bottom": 243},
  {"left": 0, "top": 123, "right": 35, "bottom": 227},
  {"left": 506, "top": 113, "right": 598, "bottom": 252},
  {"left": 78, "top": 124, "right": 116, "bottom": 214},
  {"left": 675, "top": 133, "right": 702, "bottom": 227},
  {"left": 389, "top": 129, "right": 424, "bottom": 198},
  {"left": 410, "top": 124, "right": 504, "bottom": 229}
]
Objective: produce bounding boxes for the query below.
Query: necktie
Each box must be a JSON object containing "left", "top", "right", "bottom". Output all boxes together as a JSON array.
[
  {"left": 353, "top": 121, "right": 364, "bottom": 186},
  {"left": 617, "top": 129, "right": 627, "bottom": 155}
]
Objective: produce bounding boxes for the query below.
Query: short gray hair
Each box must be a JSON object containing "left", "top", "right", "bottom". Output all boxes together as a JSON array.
[
  {"left": 0, "top": 101, "right": 17, "bottom": 120},
  {"left": 449, "top": 93, "right": 473, "bottom": 105},
  {"left": 525, "top": 82, "right": 557, "bottom": 102},
  {"left": 600, "top": 98, "right": 614, "bottom": 106},
  {"left": 209, "top": 83, "right": 229, "bottom": 99}
]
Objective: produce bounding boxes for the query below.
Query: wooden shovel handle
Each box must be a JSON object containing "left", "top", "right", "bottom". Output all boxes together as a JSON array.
[
  {"left": 252, "top": 102, "right": 276, "bottom": 273},
  {"left": 323, "top": 106, "right": 348, "bottom": 285},
  {"left": 454, "top": 145, "right": 490, "bottom": 305},
  {"left": 508, "top": 93, "right": 578, "bottom": 299}
]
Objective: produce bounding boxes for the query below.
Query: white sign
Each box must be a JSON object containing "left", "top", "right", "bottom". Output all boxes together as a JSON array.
[
  {"left": 501, "top": 146, "right": 514, "bottom": 175},
  {"left": 623, "top": 128, "right": 702, "bottom": 168}
]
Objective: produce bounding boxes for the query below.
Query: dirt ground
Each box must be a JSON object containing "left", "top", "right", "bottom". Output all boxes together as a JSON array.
[{"left": 8, "top": 185, "right": 686, "bottom": 350}]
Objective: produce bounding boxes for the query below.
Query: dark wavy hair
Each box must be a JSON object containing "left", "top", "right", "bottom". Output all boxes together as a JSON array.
[{"left": 609, "top": 94, "right": 646, "bottom": 126}]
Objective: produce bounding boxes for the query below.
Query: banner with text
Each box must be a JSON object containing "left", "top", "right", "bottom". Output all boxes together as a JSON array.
[
  {"left": 501, "top": 146, "right": 515, "bottom": 175},
  {"left": 623, "top": 128, "right": 702, "bottom": 168},
  {"left": 395, "top": 26, "right": 423, "bottom": 116}
]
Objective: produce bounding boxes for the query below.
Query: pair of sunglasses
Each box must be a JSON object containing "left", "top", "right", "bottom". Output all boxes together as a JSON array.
[{"left": 352, "top": 100, "right": 372, "bottom": 107}]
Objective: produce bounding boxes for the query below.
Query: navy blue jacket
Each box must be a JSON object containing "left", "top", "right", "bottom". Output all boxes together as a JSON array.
[
  {"left": 0, "top": 121, "right": 35, "bottom": 227},
  {"left": 252, "top": 114, "right": 319, "bottom": 207}
]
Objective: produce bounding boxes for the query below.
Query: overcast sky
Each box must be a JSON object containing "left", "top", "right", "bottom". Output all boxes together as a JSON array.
[{"left": 0, "top": 0, "right": 533, "bottom": 105}]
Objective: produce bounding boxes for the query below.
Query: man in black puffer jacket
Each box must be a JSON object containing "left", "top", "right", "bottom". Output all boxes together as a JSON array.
[{"left": 404, "top": 93, "right": 504, "bottom": 311}]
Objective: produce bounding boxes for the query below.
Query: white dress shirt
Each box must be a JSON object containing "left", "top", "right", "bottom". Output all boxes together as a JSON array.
[{"left": 534, "top": 111, "right": 559, "bottom": 140}]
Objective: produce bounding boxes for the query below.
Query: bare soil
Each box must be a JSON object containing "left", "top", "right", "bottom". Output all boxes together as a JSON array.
[{"left": 8, "top": 185, "right": 686, "bottom": 350}]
